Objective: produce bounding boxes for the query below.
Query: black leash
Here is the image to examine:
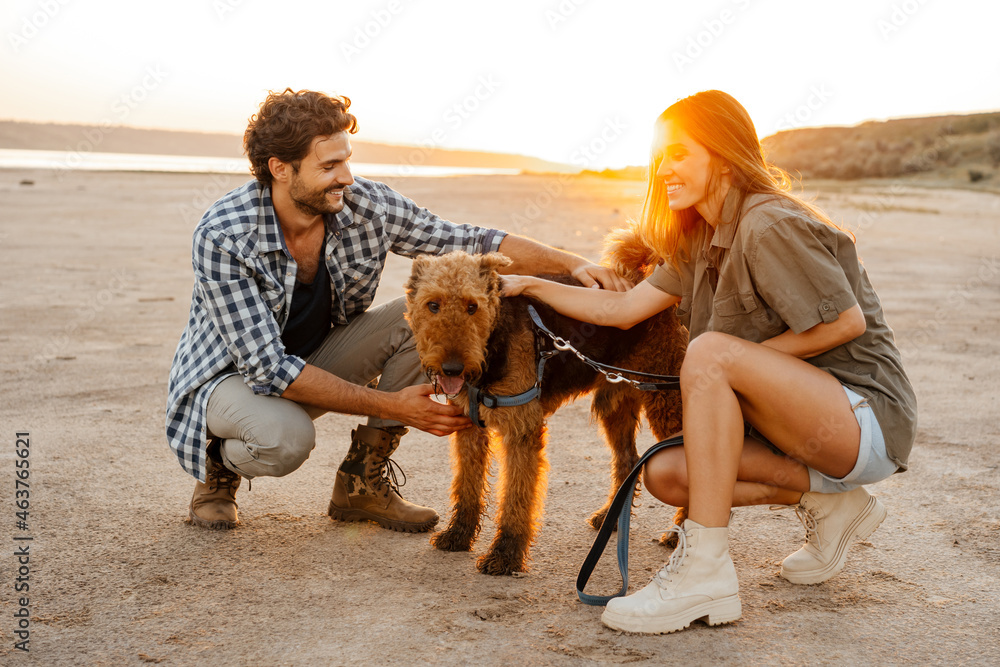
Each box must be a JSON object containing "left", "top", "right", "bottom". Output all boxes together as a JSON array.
[
  {"left": 576, "top": 434, "right": 685, "bottom": 605},
  {"left": 527, "top": 306, "right": 681, "bottom": 391}
]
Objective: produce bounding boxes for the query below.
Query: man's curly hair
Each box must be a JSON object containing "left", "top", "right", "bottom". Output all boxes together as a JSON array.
[{"left": 244, "top": 88, "right": 358, "bottom": 186}]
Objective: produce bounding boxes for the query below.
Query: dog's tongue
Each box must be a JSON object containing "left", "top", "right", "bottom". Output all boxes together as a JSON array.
[{"left": 437, "top": 374, "right": 465, "bottom": 396}]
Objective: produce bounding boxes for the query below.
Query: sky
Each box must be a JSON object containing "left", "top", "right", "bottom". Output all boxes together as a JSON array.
[{"left": 2, "top": 0, "right": 999, "bottom": 169}]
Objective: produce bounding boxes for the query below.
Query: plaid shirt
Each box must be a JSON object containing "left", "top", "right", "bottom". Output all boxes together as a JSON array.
[{"left": 166, "top": 177, "right": 506, "bottom": 481}]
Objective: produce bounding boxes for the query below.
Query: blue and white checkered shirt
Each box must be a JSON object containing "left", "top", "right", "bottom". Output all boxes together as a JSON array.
[{"left": 166, "top": 177, "right": 506, "bottom": 481}]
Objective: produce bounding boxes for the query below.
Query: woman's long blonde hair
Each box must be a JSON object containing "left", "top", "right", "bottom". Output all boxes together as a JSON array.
[{"left": 640, "top": 90, "right": 843, "bottom": 266}]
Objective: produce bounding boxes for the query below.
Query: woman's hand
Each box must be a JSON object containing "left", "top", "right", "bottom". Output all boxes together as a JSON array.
[
  {"left": 500, "top": 274, "right": 535, "bottom": 297},
  {"left": 500, "top": 274, "right": 680, "bottom": 329}
]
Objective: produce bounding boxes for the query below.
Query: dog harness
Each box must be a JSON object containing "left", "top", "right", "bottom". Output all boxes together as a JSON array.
[
  {"left": 465, "top": 306, "right": 681, "bottom": 427},
  {"left": 465, "top": 347, "right": 562, "bottom": 428}
]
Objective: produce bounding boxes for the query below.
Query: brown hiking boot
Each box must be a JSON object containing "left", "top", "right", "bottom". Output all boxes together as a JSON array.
[
  {"left": 328, "top": 425, "right": 439, "bottom": 533},
  {"left": 188, "top": 455, "right": 241, "bottom": 529}
]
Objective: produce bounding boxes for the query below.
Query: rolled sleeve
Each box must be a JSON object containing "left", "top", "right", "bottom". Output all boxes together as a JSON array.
[
  {"left": 194, "top": 227, "right": 305, "bottom": 396},
  {"left": 750, "top": 219, "right": 858, "bottom": 334},
  {"left": 250, "top": 354, "right": 305, "bottom": 395},
  {"left": 646, "top": 260, "right": 683, "bottom": 296},
  {"left": 377, "top": 182, "right": 506, "bottom": 256}
]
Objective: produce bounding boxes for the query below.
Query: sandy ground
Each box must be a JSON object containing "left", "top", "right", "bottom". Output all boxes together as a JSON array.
[{"left": 0, "top": 168, "right": 998, "bottom": 665}]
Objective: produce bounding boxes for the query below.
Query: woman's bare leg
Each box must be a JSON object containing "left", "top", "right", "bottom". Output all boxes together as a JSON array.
[
  {"left": 677, "top": 332, "right": 862, "bottom": 527},
  {"left": 643, "top": 437, "right": 808, "bottom": 510}
]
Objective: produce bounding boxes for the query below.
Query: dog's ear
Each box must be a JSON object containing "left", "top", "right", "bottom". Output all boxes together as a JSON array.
[
  {"left": 405, "top": 256, "right": 430, "bottom": 299},
  {"left": 478, "top": 252, "right": 512, "bottom": 280},
  {"left": 479, "top": 252, "right": 512, "bottom": 299}
]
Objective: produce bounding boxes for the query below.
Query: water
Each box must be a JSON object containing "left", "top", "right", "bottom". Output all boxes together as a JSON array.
[{"left": 0, "top": 148, "right": 521, "bottom": 178}]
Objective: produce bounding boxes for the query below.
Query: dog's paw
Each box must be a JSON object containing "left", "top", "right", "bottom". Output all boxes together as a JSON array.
[
  {"left": 659, "top": 506, "right": 689, "bottom": 548},
  {"left": 430, "top": 528, "right": 475, "bottom": 552},
  {"left": 659, "top": 531, "right": 679, "bottom": 549},
  {"left": 476, "top": 550, "right": 525, "bottom": 576},
  {"left": 588, "top": 507, "right": 611, "bottom": 531}
]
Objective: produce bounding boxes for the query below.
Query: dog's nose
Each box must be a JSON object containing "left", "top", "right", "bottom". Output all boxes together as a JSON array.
[{"left": 441, "top": 361, "right": 465, "bottom": 377}]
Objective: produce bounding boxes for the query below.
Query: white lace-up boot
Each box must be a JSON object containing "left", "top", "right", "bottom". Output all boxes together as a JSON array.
[
  {"left": 601, "top": 519, "right": 741, "bottom": 634},
  {"left": 781, "top": 486, "right": 887, "bottom": 585}
]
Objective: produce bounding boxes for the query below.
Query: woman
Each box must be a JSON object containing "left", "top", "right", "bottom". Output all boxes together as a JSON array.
[{"left": 501, "top": 90, "right": 916, "bottom": 634}]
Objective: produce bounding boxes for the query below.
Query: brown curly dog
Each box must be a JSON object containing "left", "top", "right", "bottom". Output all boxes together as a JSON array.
[{"left": 404, "top": 228, "right": 688, "bottom": 575}]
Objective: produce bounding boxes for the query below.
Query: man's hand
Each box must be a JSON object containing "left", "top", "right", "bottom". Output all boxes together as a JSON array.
[
  {"left": 497, "top": 235, "right": 632, "bottom": 292},
  {"left": 391, "top": 384, "right": 472, "bottom": 436},
  {"left": 570, "top": 262, "right": 633, "bottom": 292},
  {"left": 284, "top": 366, "right": 471, "bottom": 437}
]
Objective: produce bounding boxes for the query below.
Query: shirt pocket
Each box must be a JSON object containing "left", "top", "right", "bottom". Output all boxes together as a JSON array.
[
  {"left": 713, "top": 291, "right": 786, "bottom": 341},
  {"left": 713, "top": 291, "right": 764, "bottom": 340},
  {"left": 341, "top": 259, "right": 381, "bottom": 307}
]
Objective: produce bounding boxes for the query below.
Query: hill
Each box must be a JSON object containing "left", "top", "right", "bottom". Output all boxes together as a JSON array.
[
  {"left": 589, "top": 111, "right": 1000, "bottom": 186},
  {"left": 0, "top": 120, "right": 574, "bottom": 173},
  {"left": 761, "top": 111, "right": 1000, "bottom": 183}
]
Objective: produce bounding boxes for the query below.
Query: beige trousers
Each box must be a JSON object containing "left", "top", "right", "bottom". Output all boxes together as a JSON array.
[{"left": 204, "top": 297, "right": 423, "bottom": 479}]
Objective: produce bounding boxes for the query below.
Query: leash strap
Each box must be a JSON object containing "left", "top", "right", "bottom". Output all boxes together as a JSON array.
[
  {"left": 576, "top": 434, "right": 685, "bottom": 606},
  {"left": 526, "top": 305, "right": 680, "bottom": 391},
  {"left": 467, "top": 349, "right": 561, "bottom": 427}
]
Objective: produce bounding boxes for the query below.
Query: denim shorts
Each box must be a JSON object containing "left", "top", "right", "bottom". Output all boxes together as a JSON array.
[{"left": 806, "top": 385, "right": 899, "bottom": 493}]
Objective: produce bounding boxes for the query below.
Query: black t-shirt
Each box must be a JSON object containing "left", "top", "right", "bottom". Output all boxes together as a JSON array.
[{"left": 281, "top": 259, "right": 332, "bottom": 359}]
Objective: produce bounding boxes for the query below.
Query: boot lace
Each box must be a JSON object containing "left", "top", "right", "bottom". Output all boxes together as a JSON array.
[
  {"left": 792, "top": 504, "right": 821, "bottom": 549},
  {"left": 368, "top": 456, "right": 408, "bottom": 496},
  {"left": 208, "top": 467, "right": 240, "bottom": 494},
  {"left": 653, "top": 523, "right": 688, "bottom": 587}
]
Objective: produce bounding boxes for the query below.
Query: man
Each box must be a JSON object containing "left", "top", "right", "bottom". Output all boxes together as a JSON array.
[{"left": 166, "top": 88, "right": 627, "bottom": 533}]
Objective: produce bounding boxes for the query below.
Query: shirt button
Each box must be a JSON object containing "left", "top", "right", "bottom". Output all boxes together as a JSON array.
[{"left": 823, "top": 304, "right": 830, "bottom": 310}]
